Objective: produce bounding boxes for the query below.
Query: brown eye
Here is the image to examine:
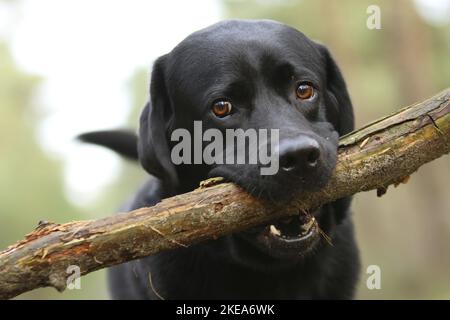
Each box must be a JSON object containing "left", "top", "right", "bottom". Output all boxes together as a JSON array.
[
  {"left": 296, "top": 83, "right": 315, "bottom": 100},
  {"left": 211, "top": 100, "right": 232, "bottom": 118}
]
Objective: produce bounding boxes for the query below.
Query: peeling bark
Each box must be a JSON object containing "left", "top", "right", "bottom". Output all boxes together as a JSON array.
[{"left": 0, "top": 89, "right": 449, "bottom": 299}]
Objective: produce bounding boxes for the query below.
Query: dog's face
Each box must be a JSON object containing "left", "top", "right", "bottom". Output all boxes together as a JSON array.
[{"left": 139, "top": 20, "right": 353, "bottom": 263}]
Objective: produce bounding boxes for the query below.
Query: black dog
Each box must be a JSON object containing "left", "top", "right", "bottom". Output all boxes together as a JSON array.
[{"left": 80, "top": 19, "right": 360, "bottom": 299}]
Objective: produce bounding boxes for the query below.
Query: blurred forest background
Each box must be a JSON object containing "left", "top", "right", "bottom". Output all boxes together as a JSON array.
[{"left": 0, "top": 0, "right": 449, "bottom": 299}]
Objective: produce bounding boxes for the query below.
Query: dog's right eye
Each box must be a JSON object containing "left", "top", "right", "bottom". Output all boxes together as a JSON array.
[
  {"left": 211, "top": 100, "right": 233, "bottom": 118},
  {"left": 296, "top": 82, "right": 315, "bottom": 100}
]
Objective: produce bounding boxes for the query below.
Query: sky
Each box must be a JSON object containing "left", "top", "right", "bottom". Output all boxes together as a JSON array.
[
  {"left": 0, "top": 0, "right": 448, "bottom": 207},
  {"left": 0, "top": 0, "right": 222, "bottom": 206}
]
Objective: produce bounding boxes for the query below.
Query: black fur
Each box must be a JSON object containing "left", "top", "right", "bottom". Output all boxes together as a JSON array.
[
  {"left": 78, "top": 130, "right": 138, "bottom": 160},
  {"left": 83, "top": 20, "right": 360, "bottom": 299}
]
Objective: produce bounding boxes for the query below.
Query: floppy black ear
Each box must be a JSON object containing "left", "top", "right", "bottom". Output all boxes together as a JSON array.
[
  {"left": 138, "top": 55, "right": 178, "bottom": 188},
  {"left": 317, "top": 44, "right": 355, "bottom": 136}
]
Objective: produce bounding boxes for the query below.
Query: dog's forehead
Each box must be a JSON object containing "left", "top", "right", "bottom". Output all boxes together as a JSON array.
[{"left": 166, "top": 20, "right": 324, "bottom": 81}]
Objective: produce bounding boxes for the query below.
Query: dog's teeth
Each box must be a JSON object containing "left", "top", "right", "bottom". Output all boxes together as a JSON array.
[
  {"left": 269, "top": 225, "right": 281, "bottom": 236},
  {"left": 301, "top": 217, "right": 315, "bottom": 232}
]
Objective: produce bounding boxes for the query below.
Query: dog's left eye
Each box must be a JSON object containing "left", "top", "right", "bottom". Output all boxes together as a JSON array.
[
  {"left": 211, "top": 100, "right": 233, "bottom": 118},
  {"left": 296, "top": 83, "right": 315, "bottom": 100}
]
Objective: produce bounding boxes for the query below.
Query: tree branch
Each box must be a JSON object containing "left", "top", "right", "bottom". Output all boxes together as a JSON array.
[{"left": 0, "top": 89, "right": 449, "bottom": 299}]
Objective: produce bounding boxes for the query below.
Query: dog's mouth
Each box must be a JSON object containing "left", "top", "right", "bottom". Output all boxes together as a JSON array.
[
  {"left": 241, "top": 211, "right": 320, "bottom": 258},
  {"left": 206, "top": 170, "right": 322, "bottom": 258}
]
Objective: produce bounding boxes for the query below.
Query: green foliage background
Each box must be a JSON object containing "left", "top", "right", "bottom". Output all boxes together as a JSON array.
[{"left": 0, "top": 0, "right": 449, "bottom": 299}]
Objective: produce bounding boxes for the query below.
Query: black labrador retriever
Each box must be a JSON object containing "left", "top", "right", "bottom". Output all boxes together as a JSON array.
[{"left": 80, "top": 19, "right": 360, "bottom": 299}]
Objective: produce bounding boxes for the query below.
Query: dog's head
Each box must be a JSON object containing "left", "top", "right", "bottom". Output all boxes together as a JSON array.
[{"left": 138, "top": 20, "right": 353, "bottom": 263}]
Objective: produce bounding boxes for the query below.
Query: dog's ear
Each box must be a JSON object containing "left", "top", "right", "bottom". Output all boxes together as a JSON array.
[
  {"left": 138, "top": 55, "right": 178, "bottom": 188},
  {"left": 316, "top": 43, "right": 355, "bottom": 136}
]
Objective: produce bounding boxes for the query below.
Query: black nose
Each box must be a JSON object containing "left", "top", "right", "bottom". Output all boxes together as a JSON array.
[{"left": 279, "top": 137, "right": 321, "bottom": 172}]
